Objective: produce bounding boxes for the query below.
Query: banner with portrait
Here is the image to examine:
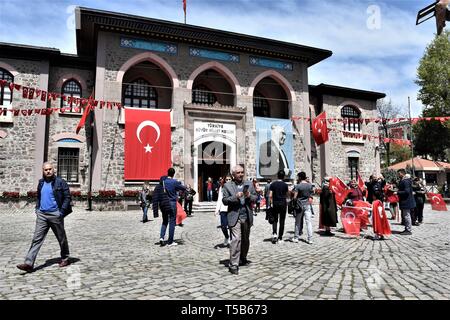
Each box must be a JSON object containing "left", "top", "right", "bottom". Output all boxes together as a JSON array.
[{"left": 256, "top": 117, "right": 294, "bottom": 179}]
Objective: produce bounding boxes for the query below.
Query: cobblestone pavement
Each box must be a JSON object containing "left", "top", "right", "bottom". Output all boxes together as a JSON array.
[{"left": 0, "top": 203, "right": 449, "bottom": 300}]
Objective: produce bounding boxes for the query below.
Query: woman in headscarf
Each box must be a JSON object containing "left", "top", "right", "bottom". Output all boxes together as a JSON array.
[{"left": 319, "top": 176, "right": 338, "bottom": 236}]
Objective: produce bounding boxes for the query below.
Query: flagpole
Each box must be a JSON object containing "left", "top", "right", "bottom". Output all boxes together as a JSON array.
[{"left": 408, "top": 96, "right": 415, "bottom": 177}]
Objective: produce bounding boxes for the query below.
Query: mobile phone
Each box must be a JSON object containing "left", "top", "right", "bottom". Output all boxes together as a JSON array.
[{"left": 243, "top": 185, "right": 249, "bottom": 193}]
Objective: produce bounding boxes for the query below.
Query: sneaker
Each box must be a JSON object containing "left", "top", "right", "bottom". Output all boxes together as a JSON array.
[
  {"left": 292, "top": 238, "right": 299, "bottom": 243},
  {"left": 167, "top": 242, "right": 178, "bottom": 247},
  {"left": 223, "top": 238, "right": 230, "bottom": 246},
  {"left": 399, "top": 230, "right": 412, "bottom": 235},
  {"left": 306, "top": 239, "right": 313, "bottom": 245},
  {"left": 159, "top": 238, "right": 164, "bottom": 246},
  {"left": 278, "top": 239, "right": 284, "bottom": 243}
]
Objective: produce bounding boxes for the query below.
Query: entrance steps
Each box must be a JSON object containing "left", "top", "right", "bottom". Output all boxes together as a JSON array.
[{"left": 192, "top": 201, "right": 217, "bottom": 214}]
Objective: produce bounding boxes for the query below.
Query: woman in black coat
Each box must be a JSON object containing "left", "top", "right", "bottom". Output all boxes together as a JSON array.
[{"left": 319, "top": 177, "right": 338, "bottom": 236}]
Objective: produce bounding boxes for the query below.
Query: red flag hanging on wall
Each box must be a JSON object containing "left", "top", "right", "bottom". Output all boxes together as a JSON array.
[
  {"left": 124, "top": 108, "right": 172, "bottom": 180},
  {"left": 75, "top": 94, "right": 94, "bottom": 134},
  {"left": 426, "top": 193, "right": 448, "bottom": 211},
  {"left": 312, "top": 111, "right": 329, "bottom": 145}
]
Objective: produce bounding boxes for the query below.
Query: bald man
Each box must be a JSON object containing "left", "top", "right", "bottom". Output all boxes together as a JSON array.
[{"left": 258, "top": 125, "right": 291, "bottom": 179}]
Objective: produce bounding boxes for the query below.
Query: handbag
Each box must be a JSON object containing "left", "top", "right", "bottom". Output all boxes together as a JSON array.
[{"left": 266, "top": 207, "right": 275, "bottom": 224}]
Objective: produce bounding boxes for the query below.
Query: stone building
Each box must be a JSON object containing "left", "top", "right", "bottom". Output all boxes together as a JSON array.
[{"left": 0, "top": 7, "right": 385, "bottom": 207}]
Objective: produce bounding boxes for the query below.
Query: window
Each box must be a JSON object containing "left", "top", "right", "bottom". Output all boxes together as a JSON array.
[
  {"left": 192, "top": 84, "right": 216, "bottom": 104},
  {"left": 61, "top": 79, "right": 82, "bottom": 112},
  {"left": 253, "top": 91, "right": 270, "bottom": 117},
  {"left": 341, "top": 105, "right": 361, "bottom": 132},
  {"left": 425, "top": 173, "right": 437, "bottom": 184},
  {"left": 0, "top": 68, "right": 13, "bottom": 122},
  {"left": 123, "top": 78, "right": 157, "bottom": 109},
  {"left": 348, "top": 157, "right": 359, "bottom": 180},
  {"left": 58, "top": 148, "right": 79, "bottom": 183}
]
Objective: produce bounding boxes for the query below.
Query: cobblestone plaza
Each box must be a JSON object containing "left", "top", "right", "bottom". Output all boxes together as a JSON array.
[{"left": 1, "top": 204, "right": 448, "bottom": 300}]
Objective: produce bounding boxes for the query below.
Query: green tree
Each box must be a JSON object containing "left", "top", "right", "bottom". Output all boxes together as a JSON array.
[
  {"left": 414, "top": 30, "right": 450, "bottom": 161},
  {"left": 390, "top": 144, "right": 412, "bottom": 164}
]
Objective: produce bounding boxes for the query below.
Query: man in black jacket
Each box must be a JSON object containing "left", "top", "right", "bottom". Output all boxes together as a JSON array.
[
  {"left": 396, "top": 169, "right": 416, "bottom": 235},
  {"left": 17, "top": 162, "right": 72, "bottom": 272}
]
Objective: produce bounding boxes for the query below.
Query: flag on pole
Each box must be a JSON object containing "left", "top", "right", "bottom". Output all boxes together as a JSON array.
[
  {"left": 183, "top": 0, "right": 187, "bottom": 23},
  {"left": 75, "top": 93, "right": 94, "bottom": 134},
  {"left": 329, "top": 176, "right": 349, "bottom": 206}
]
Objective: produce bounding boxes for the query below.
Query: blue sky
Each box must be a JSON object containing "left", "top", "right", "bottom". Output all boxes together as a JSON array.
[{"left": 0, "top": 0, "right": 444, "bottom": 116}]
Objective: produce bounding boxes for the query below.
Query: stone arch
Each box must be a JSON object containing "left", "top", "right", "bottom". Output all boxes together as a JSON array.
[
  {"left": 187, "top": 61, "right": 241, "bottom": 96},
  {"left": 116, "top": 52, "right": 179, "bottom": 88},
  {"left": 248, "top": 70, "right": 296, "bottom": 102},
  {"left": 56, "top": 74, "right": 88, "bottom": 93},
  {"left": 51, "top": 133, "right": 86, "bottom": 143},
  {"left": 0, "top": 61, "right": 19, "bottom": 77}
]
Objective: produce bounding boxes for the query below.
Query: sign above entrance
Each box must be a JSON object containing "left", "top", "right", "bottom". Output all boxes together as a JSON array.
[{"left": 194, "top": 121, "right": 236, "bottom": 143}]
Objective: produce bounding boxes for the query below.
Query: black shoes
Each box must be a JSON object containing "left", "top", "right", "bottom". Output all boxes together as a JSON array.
[
  {"left": 239, "top": 259, "right": 251, "bottom": 267},
  {"left": 17, "top": 263, "right": 33, "bottom": 272},
  {"left": 324, "top": 231, "right": 335, "bottom": 236},
  {"left": 228, "top": 267, "right": 239, "bottom": 275},
  {"left": 400, "top": 230, "right": 412, "bottom": 235}
]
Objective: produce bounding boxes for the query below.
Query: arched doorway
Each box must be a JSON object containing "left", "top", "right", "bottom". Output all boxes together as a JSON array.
[{"left": 197, "top": 141, "right": 231, "bottom": 201}]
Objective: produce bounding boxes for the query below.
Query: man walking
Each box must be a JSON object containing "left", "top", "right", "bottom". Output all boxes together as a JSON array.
[
  {"left": 396, "top": 169, "right": 415, "bottom": 235},
  {"left": 17, "top": 162, "right": 72, "bottom": 272},
  {"left": 222, "top": 165, "right": 257, "bottom": 275},
  {"left": 158, "top": 168, "right": 186, "bottom": 246},
  {"left": 269, "top": 170, "right": 289, "bottom": 243}
]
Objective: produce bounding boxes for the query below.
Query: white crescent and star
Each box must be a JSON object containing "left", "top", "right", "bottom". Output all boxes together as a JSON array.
[
  {"left": 344, "top": 211, "right": 356, "bottom": 224},
  {"left": 431, "top": 195, "right": 441, "bottom": 204},
  {"left": 136, "top": 120, "right": 161, "bottom": 153}
]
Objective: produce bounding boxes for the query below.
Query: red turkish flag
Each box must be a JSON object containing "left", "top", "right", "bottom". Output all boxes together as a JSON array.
[
  {"left": 176, "top": 202, "right": 187, "bottom": 225},
  {"left": 312, "top": 111, "right": 329, "bottom": 146},
  {"left": 341, "top": 206, "right": 361, "bottom": 235},
  {"left": 75, "top": 95, "right": 94, "bottom": 134},
  {"left": 371, "top": 200, "right": 391, "bottom": 236},
  {"left": 329, "top": 176, "right": 350, "bottom": 206},
  {"left": 357, "top": 172, "right": 368, "bottom": 198},
  {"left": 183, "top": 0, "right": 187, "bottom": 13},
  {"left": 124, "top": 108, "right": 172, "bottom": 180},
  {"left": 426, "top": 193, "right": 448, "bottom": 211}
]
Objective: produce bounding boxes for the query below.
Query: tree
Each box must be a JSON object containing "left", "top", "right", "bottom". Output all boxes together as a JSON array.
[
  {"left": 414, "top": 30, "right": 450, "bottom": 161},
  {"left": 377, "top": 98, "right": 405, "bottom": 166},
  {"left": 415, "top": 30, "right": 450, "bottom": 116},
  {"left": 390, "top": 144, "right": 412, "bottom": 164}
]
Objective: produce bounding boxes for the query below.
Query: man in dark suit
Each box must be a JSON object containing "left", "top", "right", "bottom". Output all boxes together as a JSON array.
[
  {"left": 258, "top": 125, "right": 290, "bottom": 179},
  {"left": 222, "top": 165, "right": 258, "bottom": 275},
  {"left": 17, "top": 162, "right": 72, "bottom": 273}
]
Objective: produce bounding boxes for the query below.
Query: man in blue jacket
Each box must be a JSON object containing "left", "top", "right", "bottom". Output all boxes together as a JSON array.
[
  {"left": 17, "top": 162, "right": 72, "bottom": 272},
  {"left": 155, "top": 168, "right": 186, "bottom": 247},
  {"left": 396, "top": 169, "right": 416, "bottom": 235}
]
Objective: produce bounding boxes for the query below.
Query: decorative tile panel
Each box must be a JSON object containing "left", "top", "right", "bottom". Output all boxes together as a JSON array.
[
  {"left": 189, "top": 47, "right": 239, "bottom": 62},
  {"left": 120, "top": 38, "right": 177, "bottom": 55},
  {"left": 249, "top": 56, "right": 293, "bottom": 71},
  {"left": 58, "top": 138, "right": 82, "bottom": 143}
]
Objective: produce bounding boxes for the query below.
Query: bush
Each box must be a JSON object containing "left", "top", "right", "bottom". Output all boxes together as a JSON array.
[
  {"left": 27, "top": 191, "right": 38, "bottom": 198},
  {"left": 123, "top": 190, "right": 139, "bottom": 197},
  {"left": 2, "top": 191, "right": 20, "bottom": 198},
  {"left": 98, "top": 190, "right": 116, "bottom": 198}
]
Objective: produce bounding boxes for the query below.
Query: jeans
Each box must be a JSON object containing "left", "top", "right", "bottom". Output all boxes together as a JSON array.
[
  {"left": 159, "top": 202, "right": 177, "bottom": 243},
  {"left": 142, "top": 206, "right": 148, "bottom": 221},
  {"left": 271, "top": 204, "right": 287, "bottom": 239},
  {"left": 207, "top": 190, "right": 213, "bottom": 202},
  {"left": 294, "top": 204, "right": 313, "bottom": 241},
  {"left": 184, "top": 200, "right": 193, "bottom": 216},
  {"left": 220, "top": 211, "right": 230, "bottom": 239},
  {"left": 401, "top": 208, "right": 412, "bottom": 232}
]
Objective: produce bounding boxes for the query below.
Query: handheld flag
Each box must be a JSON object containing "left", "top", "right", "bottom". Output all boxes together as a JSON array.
[
  {"left": 426, "top": 193, "right": 448, "bottom": 211},
  {"left": 329, "top": 176, "right": 350, "bottom": 206}
]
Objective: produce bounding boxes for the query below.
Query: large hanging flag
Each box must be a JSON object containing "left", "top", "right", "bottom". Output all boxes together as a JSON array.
[
  {"left": 312, "top": 111, "right": 329, "bottom": 146},
  {"left": 371, "top": 200, "right": 391, "bottom": 236},
  {"left": 124, "top": 108, "right": 172, "bottom": 180},
  {"left": 426, "top": 193, "right": 448, "bottom": 211},
  {"left": 329, "top": 176, "right": 350, "bottom": 206}
]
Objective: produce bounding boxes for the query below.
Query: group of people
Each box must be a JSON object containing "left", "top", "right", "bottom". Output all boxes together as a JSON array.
[{"left": 16, "top": 161, "right": 431, "bottom": 276}]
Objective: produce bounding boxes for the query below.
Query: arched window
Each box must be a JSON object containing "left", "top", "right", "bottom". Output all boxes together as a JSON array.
[
  {"left": 341, "top": 105, "right": 361, "bottom": 132},
  {"left": 192, "top": 84, "right": 216, "bottom": 104},
  {"left": 61, "top": 79, "right": 82, "bottom": 112},
  {"left": 123, "top": 78, "right": 157, "bottom": 108},
  {"left": 253, "top": 90, "right": 270, "bottom": 117},
  {"left": 0, "top": 68, "right": 14, "bottom": 107}
]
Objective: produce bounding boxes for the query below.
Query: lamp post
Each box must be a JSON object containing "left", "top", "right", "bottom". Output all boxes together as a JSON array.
[{"left": 408, "top": 97, "right": 415, "bottom": 177}]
